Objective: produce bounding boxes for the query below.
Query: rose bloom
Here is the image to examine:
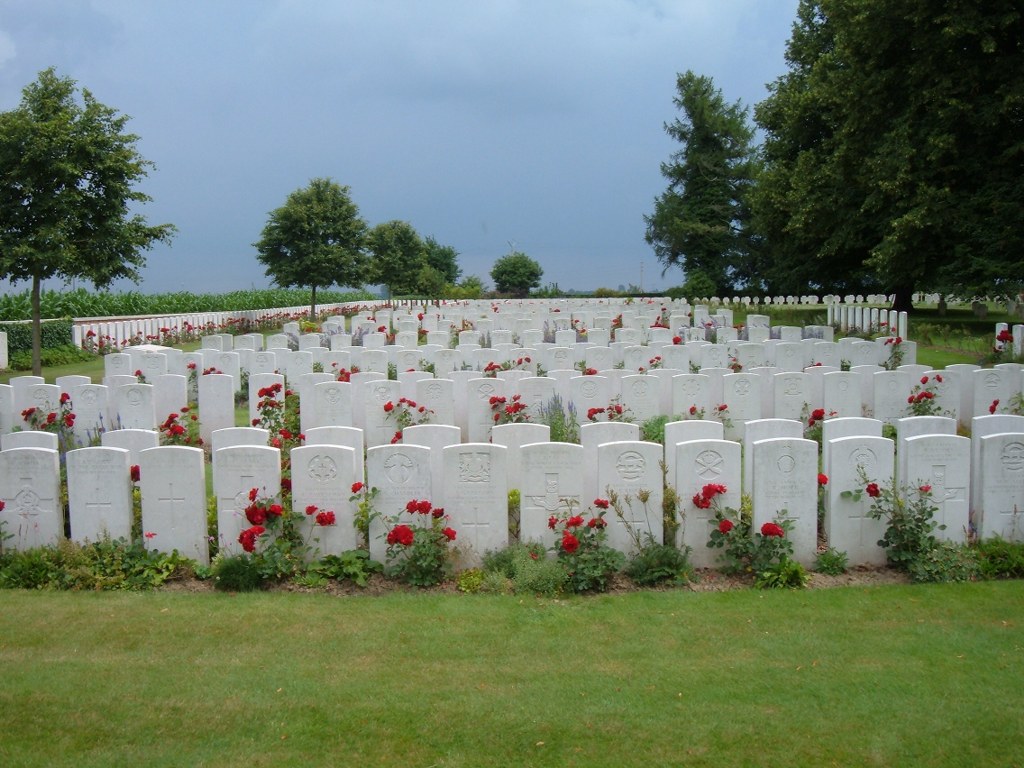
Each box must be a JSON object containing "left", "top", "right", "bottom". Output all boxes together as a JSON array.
[
  {"left": 130, "top": 465, "right": 141, "bottom": 483},
  {"left": 351, "top": 482, "right": 364, "bottom": 494},
  {"left": 760, "top": 522, "right": 785, "bottom": 538},
  {"left": 587, "top": 517, "right": 607, "bottom": 529},
  {"left": 593, "top": 498, "right": 610, "bottom": 509},
  {"left": 305, "top": 504, "right": 318, "bottom": 516},
  {"left": 547, "top": 515, "right": 558, "bottom": 530},
  {"left": 442, "top": 527, "right": 457, "bottom": 541},
  {"left": 866, "top": 483, "right": 881, "bottom": 498},
  {"left": 818, "top": 473, "right": 829, "bottom": 486},
  {"left": 566, "top": 515, "right": 585, "bottom": 528},
  {"left": 561, "top": 531, "right": 580, "bottom": 554},
  {"left": 386, "top": 524, "right": 415, "bottom": 547},
  {"left": 718, "top": 519, "right": 734, "bottom": 534},
  {"left": 315, "top": 510, "right": 336, "bottom": 526},
  {"left": 919, "top": 484, "right": 932, "bottom": 494}
]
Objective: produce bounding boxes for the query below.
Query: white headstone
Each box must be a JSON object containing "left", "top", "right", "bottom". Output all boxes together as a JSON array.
[
  {"left": 442, "top": 443, "right": 509, "bottom": 566},
  {"left": 519, "top": 442, "right": 584, "bottom": 549},
  {"left": 139, "top": 445, "right": 209, "bottom": 565},
  {"left": 751, "top": 437, "right": 819, "bottom": 565},
  {"left": 67, "top": 446, "right": 132, "bottom": 543},
  {"left": 0, "top": 447, "right": 62, "bottom": 550},
  {"left": 902, "top": 434, "right": 971, "bottom": 543},
  {"left": 290, "top": 444, "right": 359, "bottom": 557},
  {"left": 213, "top": 444, "right": 282, "bottom": 555},
  {"left": 366, "top": 443, "right": 433, "bottom": 563},
  {"left": 824, "top": 435, "right": 892, "bottom": 566}
]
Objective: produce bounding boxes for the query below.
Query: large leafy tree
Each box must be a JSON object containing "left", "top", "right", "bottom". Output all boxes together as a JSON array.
[
  {"left": 366, "top": 220, "right": 426, "bottom": 298},
  {"left": 644, "top": 71, "right": 759, "bottom": 295},
  {"left": 491, "top": 251, "right": 542, "bottom": 297},
  {"left": 422, "top": 236, "right": 461, "bottom": 285},
  {"left": 754, "top": 0, "right": 1024, "bottom": 309},
  {"left": 254, "top": 178, "right": 368, "bottom": 317},
  {"left": 0, "top": 68, "right": 175, "bottom": 374}
]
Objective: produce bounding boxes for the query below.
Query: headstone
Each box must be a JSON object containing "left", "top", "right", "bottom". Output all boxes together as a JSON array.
[
  {"left": 898, "top": 432, "right": 973, "bottom": 544},
  {"left": 722, "top": 373, "right": 763, "bottom": 440},
  {"left": 213, "top": 444, "right": 282, "bottom": 555},
  {"left": 751, "top": 437, "right": 818, "bottom": 565},
  {"left": 442, "top": 443, "right": 508, "bottom": 566},
  {"left": 366, "top": 444, "right": 432, "bottom": 563},
  {"left": 976, "top": 433, "right": 1024, "bottom": 541},
  {"left": 101, "top": 428, "right": 160, "bottom": 466},
  {"left": 415, "top": 377, "right": 456, "bottom": 427},
  {"left": 114, "top": 383, "right": 157, "bottom": 430},
  {"left": 290, "top": 444, "right": 359, "bottom": 557},
  {"left": 675, "top": 438, "right": 741, "bottom": 566},
  {"left": 139, "top": 445, "right": 209, "bottom": 565},
  {"left": 198, "top": 373, "right": 236, "bottom": 446},
  {"left": 620, "top": 374, "right": 661, "bottom": 425},
  {"left": 969, "top": 415, "right": 1024, "bottom": 517},
  {"left": 597, "top": 441, "right": 664, "bottom": 556},
  {"left": 0, "top": 447, "right": 62, "bottom": 550},
  {"left": 400, "top": 424, "right": 462, "bottom": 509},
  {"left": 671, "top": 374, "right": 711, "bottom": 417},
  {"left": 822, "top": 371, "right": 863, "bottom": 418},
  {"left": 972, "top": 368, "right": 1016, "bottom": 417},
  {"left": 308, "top": 380, "right": 353, "bottom": 430},
  {"left": 742, "top": 419, "right": 803, "bottom": 497},
  {"left": 67, "top": 446, "right": 132, "bottom": 543},
  {"left": 1, "top": 430, "right": 59, "bottom": 451},
  {"left": 519, "top": 442, "right": 584, "bottom": 548},
  {"left": 824, "top": 435, "right": 892, "bottom": 566}
]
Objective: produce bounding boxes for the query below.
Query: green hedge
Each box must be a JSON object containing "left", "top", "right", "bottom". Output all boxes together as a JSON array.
[{"left": 0, "top": 318, "right": 75, "bottom": 355}]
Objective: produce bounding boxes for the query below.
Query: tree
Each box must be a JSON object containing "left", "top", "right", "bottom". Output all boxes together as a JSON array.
[
  {"left": 644, "top": 71, "right": 759, "bottom": 295},
  {"left": 366, "top": 220, "right": 426, "bottom": 298},
  {"left": 254, "top": 178, "right": 368, "bottom": 318},
  {"left": 490, "top": 251, "right": 542, "bottom": 297},
  {"left": 422, "top": 236, "right": 461, "bottom": 285},
  {"left": 0, "top": 68, "right": 175, "bottom": 374},
  {"left": 754, "top": 0, "right": 1024, "bottom": 310}
]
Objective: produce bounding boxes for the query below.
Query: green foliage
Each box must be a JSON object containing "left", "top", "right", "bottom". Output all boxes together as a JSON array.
[
  {"left": 422, "top": 236, "right": 461, "bottom": 285},
  {"left": 755, "top": 557, "right": 810, "bottom": 589},
  {"left": 9, "top": 344, "right": 94, "bottom": 370},
  {"left": 906, "top": 542, "right": 979, "bottom": 584},
  {"left": 624, "top": 542, "right": 693, "bottom": 587},
  {"left": 753, "top": 1, "right": 1024, "bottom": 302},
  {"left": 446, "top": 275, "right": 486, "bottom": 300},
  {"left": 366, "top": 220, "right": 426, "bottom": 298},
  {"left": 850, "top": 477, "right": 942, "bottom": 571},
  {"left": 706, "top": 490, "right": 795, "bottom": 577},
  {"left": 644, "top": 70, "right": 759, "bottom": 294},
  {"left": 640, "top": 414, "right": 670, "bottom": 444},
  {"left": 254, "top": 178, "right": 369, "bottom": 316},
  {"left": 379, "top": 499, "right": 457, "bottom": 587},
  {"left": 490, "top": 251, "right": 543, "bottom": 297},
  {"left": 0, "top": 318, "right": 75, "bottom": 355},
  {"left": 481, "top": 543, "right": 566, "bottom": 596},
  {"left": 550, "top": 502, "right": 625, "bottom": 593},
  {"left": 211, "top": 554, "right": 264, "bottom": 592},
  {"left": 0, "top": 68, "right": 175, "bottom": 374},
  {"left": 0, "top": 537, "right": 193, "bottom": 591},
  {"left": 455, "top": 568, "right": 485, "bottom": 594},
  {"left": 974, "top": 537, "right": 1024, "bottom": 580},
  {"left": 814, "top": 546, "right": 849, "bottom": 576},
  {"left": 537, "top": 394, "right": 579, "bottom": 444},
  {"left": 312, "top": 550, "right": 383, "bottom": 587}
]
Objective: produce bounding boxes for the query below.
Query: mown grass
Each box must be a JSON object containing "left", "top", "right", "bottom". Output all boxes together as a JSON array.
[{"left": 0, "top": 581, "right": 1021, "bottom": 767}]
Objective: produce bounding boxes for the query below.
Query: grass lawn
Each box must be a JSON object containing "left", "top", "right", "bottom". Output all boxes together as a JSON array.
[{"left": 0, "top": 581, "right": 1022, "bottom": 767}]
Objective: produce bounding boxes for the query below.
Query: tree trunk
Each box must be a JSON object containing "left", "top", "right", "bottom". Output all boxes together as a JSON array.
[
  {"left": 890, "top": 284, "right": 915, "bottom": 314},
  {"left": 31, "top": 275, "right": 42, "bottom": 376},
  {"left": 310, "top": 284, "right": 317, "bottom": 320}
]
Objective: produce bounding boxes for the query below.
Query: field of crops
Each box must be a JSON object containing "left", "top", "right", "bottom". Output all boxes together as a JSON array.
[{"left": 0, "top": 287, "right": 376, "bottom": 322}]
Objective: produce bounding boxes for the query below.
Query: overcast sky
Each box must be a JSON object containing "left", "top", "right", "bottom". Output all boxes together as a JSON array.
[{"left": 1, "top": 0, "right": 799, "bottom": 296}]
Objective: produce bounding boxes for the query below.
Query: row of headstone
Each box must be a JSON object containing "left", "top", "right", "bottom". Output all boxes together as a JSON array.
[{"left": 2, "top": 416, "right": 1021, "bottom": 571}]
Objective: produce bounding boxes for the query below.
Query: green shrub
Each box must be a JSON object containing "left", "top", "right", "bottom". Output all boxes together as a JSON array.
[
  {"left": 212, "top": 554, "right": 265, "bottom": 592},
  {"left": 482, "top": 544, "right": 566, "bottom": 596},
  {"left": 974, "top": 537, "right": 1024, "bottom": 579},
  {"left": 456, "top": 568, "right": 485, "bottom": 593},
  {"left": 755, "top": 557, "right": 810, "bottom": 589},
  {"left": 312, "top": 550, "right": 383, "bottom": 587},
  {"left": 814, "top": 547, "right": 849, "bottom": 575},
  {"left": 624, "top": 542, "right": 693, "bottom": 586},
  {"left": 9, "top": 344, "right": 95, "bottom": 370},
  {"left": 906, "top": 542, "right": 979, "bottom": 584},
  {"left": 0, "top": 318, "right": 76, "bottom": 356}
]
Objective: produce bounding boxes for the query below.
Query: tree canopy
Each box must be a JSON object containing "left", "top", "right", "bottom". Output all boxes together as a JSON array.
[
  {"left": 0, "top": 68, "right": 175, "bottom": 373},
  {"left": 366, "top": 220, "right": 426, "bottom": 298},
  {"left": 644, "top": 70, "right": 759, "bottom": 296},
  {"left": 753, "top": 0, "right": 1024, "bottom": 309},
  {"left": 254, "top": 178, "right": 368, "bottom": 317},
  {"left": 423, "top": 236, "right": 461, "bottom": 286},
  {"left": 491, "top": 251, "right": 543, "bottom": 297}
]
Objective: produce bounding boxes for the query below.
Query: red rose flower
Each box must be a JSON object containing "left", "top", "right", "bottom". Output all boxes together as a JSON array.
[
  {"left": 315, "top": 510, "right": 336, "bottom": 526},
  {"left": 593, "top": 498, "right": 610, "bottom": 509},
  {"left": 919, "top": 484, "right": 932, "bottom": 494},
  {"left": 718, "top": 519, "right": 733, "bottom": 534},
  {"left": 760, "top": 522, "right": 785, "bottom": 538},
  {"left": 383, "top": 401, "right": 394, "bottom": 412},
  {"left": 130, "top": 465, "right": 141, "bottom": 483},
  {"left": 442, "top": 527, "right": 457, "bottom": 541},
  {"left": 818, "top": 473, "right": 828, "bottom": 486},
  {"left": 561, "top": 531, "right": 580, "bottom": 554},
  {"left": 238, "top": 525, "right": 265, "bottom": 553},
  {"left": 305, "top": 504, "right": 318, "bottom": 516},
  {"left": 351, "top": 482, "right": 364, "bottom": 494},
  {"left": 386, "top": 524, "right": 415, "bottom": 547},
  {"left": 566, "top": 515, "right": 585, "bottom": 528},
  {"left": 548, "top": 515, "right": 558, "bottom": 530},
  {"left": 865, "top": 483, "right": 881, "bottom": 498}
]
